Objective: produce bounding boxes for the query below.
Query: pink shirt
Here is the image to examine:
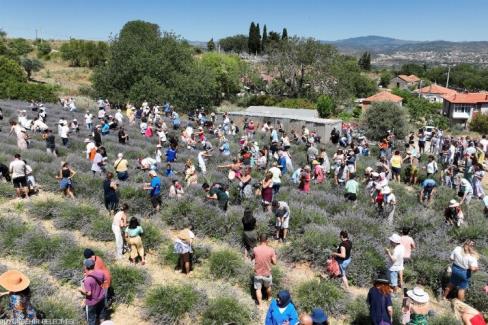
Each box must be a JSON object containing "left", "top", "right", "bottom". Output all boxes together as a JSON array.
[{"left": 400, "top": 235, "right": 415, "bottom": 259}]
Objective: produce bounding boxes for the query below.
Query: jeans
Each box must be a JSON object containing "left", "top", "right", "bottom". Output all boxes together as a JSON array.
[
  {"left": 112, "top": 225, "right": 123, "bottom": 258},
  {"left": 272, "top": 182, "right": 281, "bottom": 195},
  {"left": 62, "top": 137, "right": 69, "bottom": 146},
  {"left": 86, "top": 299, "right": 106, "bottom": 325}
]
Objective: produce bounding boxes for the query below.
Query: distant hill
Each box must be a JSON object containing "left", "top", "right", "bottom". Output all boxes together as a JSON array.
[{"left": 323, "top": 35, "right": 488, "bottom": 55}]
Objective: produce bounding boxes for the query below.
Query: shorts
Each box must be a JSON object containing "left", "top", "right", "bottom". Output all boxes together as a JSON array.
[
  {"left": 13, "top": 176, "right": 27, "bottom": 188},
  {"left": 151, "top": 195, "right": 162, "bottom": 208},
  {"left": 59, "top": 177, "right": 71, "bottom": 190},
  {"left": 344, "top": 192, "right": 357, "bottom": 201},
  {"left": 391, "top": 167, "right": 401, "bottom": 176},
  {"left": 254, "top": 275, "right": 272, "bottom": 290},
  {"left": 338, "top": 258, "right": 351, "bottom": 276},
  {"left": 275, "top": 216, "right": 289, "bottom": 229},
  {"left": 450, "top": 264, "right": 471, "bottom": 289},
  {"left": 389, "top": 270, "right": 399, "bottom": 287}
]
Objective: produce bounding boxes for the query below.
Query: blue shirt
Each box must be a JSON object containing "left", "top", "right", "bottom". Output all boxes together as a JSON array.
[
  {"left": 166, "top": 148, "right": 177, "bottom": 162},
  {"left": 101, "top": 123, "right": 110, "bottom": 134},
  {"left": 278, "top": 156, "right": 287, "bottom": 174},
  {"left": 165, "top": 168, "right": 174, "bottom": 177},
  {"left": 422, "top": 178, "right": 437, "bottom": 189},
  {"left": 150, "top": 176, "right": 161, "bottom": 196},
  {"left": 265, "top": 299, "right": 299, "bottom": 325},
  {"left": 221, "top": 142, "right": 230, "bottom": 156}
]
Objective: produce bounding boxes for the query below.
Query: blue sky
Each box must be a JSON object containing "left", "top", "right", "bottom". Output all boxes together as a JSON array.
[{"left": 1, "top": 0, "right": 487, "bottom": 41}]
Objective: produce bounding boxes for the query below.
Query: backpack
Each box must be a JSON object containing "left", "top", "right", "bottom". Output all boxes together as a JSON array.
[
  {"left": 326, "top": 257, "right": 341, "bottom": 278},
  {"left": 87, "top": 274, "right": 115, "bottom": 309}
]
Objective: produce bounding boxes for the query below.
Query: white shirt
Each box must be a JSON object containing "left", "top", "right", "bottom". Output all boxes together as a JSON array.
[
  {"left": 32, "top": 119, "right": 48, "bottom": 131},
  {"left": 59, "top": 125, "right": 69, "bottom": 138},
  {"left": 451, "top": 246, "right": 478, "bottom": 270},
  {"left": 98, "top": 110, "right": 106, "bottom": 119},
  {"left": 115, "top": 112, "right": 124, "bottom": 123},
  {"left": 198, "top": 152, "right": 206, "bottom": 170},
  {"left": 480, "top": 139, "right": 488, "bottom": 152},
  {"left": 389, "top": 244, "right": 405, "bottom": 271},
  {"left": 86, "top": 142, "right": 96, "bottom": 159},
  {"left": 460, "top": 178, "right": 473, "bottom": 194},
  {"left": 426, "top": 161, "right": 437, "bottom": 174},
  {"left": 269, "top": 167, "right": 282, "bottom": 184},
  {"left": 9, "top": 159, "right": 26, "bottom": 178},
  {"left": 91, "top": 153, "right": 103, "bottom": 172},
  {"left": 112, "top": 211, "right": 126, "bottom": 227},
  {"left": 158, "top": 130, "right": 167, "bottom": 142}
]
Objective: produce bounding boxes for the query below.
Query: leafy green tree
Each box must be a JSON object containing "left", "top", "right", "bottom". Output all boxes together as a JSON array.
[
  {"left": 8, "top": 38, "right": 33, "bottom": 56},
  {"left": 316, "top": 95, "right": 336, "bottom": 118},
  {"left": 362, "top": 101, "right": 409, "bottom": 140},
  {"left": 269, "top": 31, "right": 281, "bottom": 42},
  {"left": 60, "top": 39, "right": 107, "bottom": 67},
  {"left": 218, "top": 35, "right": 248, "bottom": 53},
  {"left": 0, "top": 56, "right": 26, "bottom": 83},
  {"left": 379, "top": 70, "right": 393, "bottom": 88},
  {"left": 470, "top": 114, "right": 488, "bottom": 134},
  {"left": 358, "top": 52, "right": 371, "bottom": 70},
  {"left": 37, "top": 42, "right": 52, "bottom": 58},
  {"left": 399, "top": 63, "right": 426, "bottom": 77},
  {"left": 20, "top": 57, "right": 43, "bottom": 79},
  {"left": 0, "top": 29, "right": 6, "bottom": 38},
  {"left": 207, "top": 38, "right": 215, "bottom": 51},
  {"left": 261, "top": 25, "right": 268, "bottom": 52},
  {"left": 92, "top": 20, "right": 221, "bottom": 110},
  {"left": 282, "top": 28, "right": 288, "bottom": 40}
]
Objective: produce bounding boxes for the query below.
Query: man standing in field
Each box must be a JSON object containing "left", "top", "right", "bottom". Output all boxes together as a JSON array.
[{"left": 252, "top": 234, "right": 277, "bottom": 307}]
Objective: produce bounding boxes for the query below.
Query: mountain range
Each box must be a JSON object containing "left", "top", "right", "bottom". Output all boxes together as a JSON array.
[{"left": 323, "top": 35, "right": 488, "bottom": 55}]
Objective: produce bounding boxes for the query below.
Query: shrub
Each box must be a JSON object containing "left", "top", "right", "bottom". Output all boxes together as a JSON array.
[
  {"left": 466, "top": 272, "right": 488, "bottom": 314},
  {"left": 140, "top": 222, "right": 164, "bottom": 251},
  {"left": 84, "top": 215, "right": 113, "bottom": 241},
  {"left": 201, "top": 297, "right": 252, "bottom": 325},
  {"left": 34, "top": 297, "right": 82, "bottom": 322},
  {"left": 428, "top": 314, "right": 461, "bottom": 325},
  {"left": 49, "top": 246, "right": 84, "bottom": 283},
  {"left": 347, "top": 296, "right": 371, "bottom": 325},
  {"left": 283, "top": 224, "right": 339, "bottom": 267},
  {"left": 28, "top": 198, "right": 60, "bottom": 220},
  {"left": 470, "top": 113, "right": 488, "bottom": 134},
  {"left": 0, "top": 217, "right": 30, "bottom": 254},
  {"left": 316, "top": 95, "right": 336, "bottom": 118},
  {"left": 144, "top": 284, "right": 206, "bottom": 323},
  {"left": 277, "top": 98, "right": 316, "bottom": 109},
  {"left": 294, "top": 279, "right": 344, "bottom": 315},
  {"left": 361, "top": 101, "right": 409, "bottom": 141},
  {"left": 208, "top": 249, "right": 244, "bottom": 281},
  {"left": 110, "top": 265, "right": 148, "bottom": 304},
  {"left": 16, "top": 231, "right": 69, "bottom": 264}
]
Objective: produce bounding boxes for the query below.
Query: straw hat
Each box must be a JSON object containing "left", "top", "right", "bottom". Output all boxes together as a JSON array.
[
  {"left": 311, "top": 160, "right": 319, "bottom": 165},
  {"left": 365, "top": 167, "right": 373, "bottom": 174},
  {"left": 407, "top": 287, "right": 430, "bottom": 304},
  {"left": 177, "top": 229, "right": 191, "bottom": 242},
  {"left": 381, "top": 186, "right": 392, "bottom": 195},
  {"left": 371, "top": 172, "right": 380, "bottom": 177},
  {"left": 84, "top": 138, "right": 91, "bottom": 143},
  {"left": 389, "top": 233, "right": 401, "bottom": 244},
  {"left": 0, "top": 270, "right": 30, "bottom": 292},
  {"left": 148, "top": 170, "right": 157, "bottom": 177},
  {"left": 449, "top": 199, "right": 460, "bottom": 208}
]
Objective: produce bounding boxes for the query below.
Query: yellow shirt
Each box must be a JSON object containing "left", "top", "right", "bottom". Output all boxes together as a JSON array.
[
  {"left": 114, "top": 159, "right": 128, "bottom": 172},
  {"left": 390, "top": 155, "right": 402, "bottom": 169}
]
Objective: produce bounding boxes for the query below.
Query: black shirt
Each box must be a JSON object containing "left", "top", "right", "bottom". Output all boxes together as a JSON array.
[
  {"left": 242, "top": 215, "right": 256, "bottom": 232},
  {"left": 337, "top": 239, "right": 352, "bottom": 261},
  {"left": 45, "top": 135, "right": 55, "bottom": 148},
  {"left": 103, "top": 179, "right": 118, "bottom": 200}
]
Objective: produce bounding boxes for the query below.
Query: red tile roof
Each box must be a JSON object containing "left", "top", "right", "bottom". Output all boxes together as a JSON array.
[
  {"left": 398, "top": 74, "right": 420, "bottom": 83},
  {"left": 364, "top": 91, "right": 403, "bottom": 103},
  {"left": 442, "top": 92, "right": 488, "bottom": 104},
  {"left": 415, "top": 84, "right": 457, "bottom": 96}
]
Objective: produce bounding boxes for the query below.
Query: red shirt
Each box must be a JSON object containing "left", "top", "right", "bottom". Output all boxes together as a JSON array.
[{"left": 253, "top": 244, "right": 276, "bottom": 277}]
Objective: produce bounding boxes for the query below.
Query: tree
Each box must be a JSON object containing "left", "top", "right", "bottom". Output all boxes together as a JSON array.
[
  {"left": 248, "top": 22, "right": 257, "bottom": 54},
  {"left": 207, "top": 38, "right": 215, "bottom": 51},
  {"left": 8, "top": 38, "right": 33, "bottom": 56},
  {"left": 399, "top": 63, "right": 426, "bottom": 77},
  {"left": 37, "top": 42, "right": 52, "bottom": 58},
  {"left": 469, "top": 114, "right": 488, "bottom": 134},
  {"left": 20, "top": 58, "right": 43, "bottom": 79},
  {"left": 362, "top": 102, "right": 409, "bottom": 140},
  {"left": 316, "top": 95, "right": 336, "bottom": 118},
  {"left": 282, "top": 28, "right": 288, "bottom": 40},
  {"left": 218, "top": 35, "right": 248, "bottom": 53},
  {"left": 358, "top": 52, "right": 371, "bottom": 71},
  {"left": 379, "top": 70, "right": 393, "bottom": 88},
  {"left": 261, "top": 25, "right": 268, "bottom": 53},
  {"left": 0, "top": 29, "right": 6, "bottom": 38},
  {"left": 92, "top": 20, "right": 224, "bottom": 110},
  {"left": 60, "top": 39, "right": 107, "bottom": 67}
]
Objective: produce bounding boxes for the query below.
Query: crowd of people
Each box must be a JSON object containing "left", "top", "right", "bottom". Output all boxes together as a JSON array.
[{"left": 0, "top": 98, "right": 487, "bottom": 325}]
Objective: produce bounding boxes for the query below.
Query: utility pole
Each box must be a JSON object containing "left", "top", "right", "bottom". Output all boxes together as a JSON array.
[
  {"left": 35, "top": 29, "right": 38, "bottom": 40},
  {"left": 446, "top": 66, "right": 451, "bottom": 88}
]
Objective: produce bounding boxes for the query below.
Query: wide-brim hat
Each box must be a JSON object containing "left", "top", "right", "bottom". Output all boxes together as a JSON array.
[
  {"left": 84, "top": 138, "right": 91, "bottom": 143},
  {"left": 389, "top": 233, "right": 401, "bottom": 244},
  {"left": 177, "top": 229, "right": 191, "bottom": 242},
  {"left": 375, "top": 271, "right": 390, "bottom": 284},
  {"left": 371, "top": 172, "right": 380, "bottom": 177},
  {"left": 449, "top": 199, "right": 459, "bottom": 208},
  {"left": 148, "top": 170, "right": 157, "bottom": 177},
  {"left": 312, "top": 160, "right": 319, "bottom": 165},
  {"left": 0, "top": 270, "right": 30, "bottom": 292},
  {"left": 381, "top": 186, "right": 392, "bottom": 195},
  {"left": 407, "top": 287, "right": 430, "bottom": 304}
]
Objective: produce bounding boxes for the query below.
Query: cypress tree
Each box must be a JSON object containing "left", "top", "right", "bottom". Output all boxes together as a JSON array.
[
  {"left": 248, "top": 22, "right": 256, "bottom": 54},
  {"left": 262, "top": 24, "right": 268, "bottom": 53},
  {"left": 255, "top": 23, "right": 261, "bottom": 54},
  {"left": 282, "top": 28, "right": 288, "bottom": 40},
  {"left": 207, "top": 38, "right": 215, "bottom": 51}
]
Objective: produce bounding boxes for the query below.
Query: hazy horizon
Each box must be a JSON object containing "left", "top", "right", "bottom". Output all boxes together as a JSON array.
[{"left": 1, "top": 0, "right": 487, "bottom": 42}]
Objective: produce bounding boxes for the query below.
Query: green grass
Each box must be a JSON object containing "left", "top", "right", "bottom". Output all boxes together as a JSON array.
[
  {"left": 110, "top": 265, "right": 148, "bottom": 305},
  {"left": 201, "top": 297, "right": 252, "bottom": 325}
]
